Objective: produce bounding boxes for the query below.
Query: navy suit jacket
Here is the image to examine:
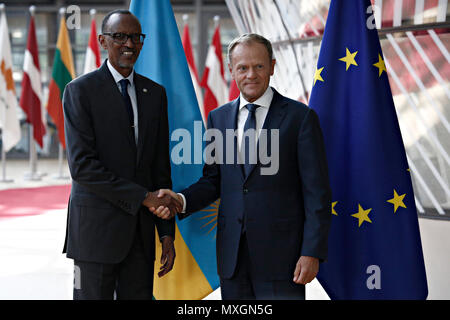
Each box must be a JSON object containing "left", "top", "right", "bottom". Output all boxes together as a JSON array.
[
  {"left": 62, "top": 61, "right": 174, "bottom": 264},
  {"left": 179, "top": 88, "right": 332, "bottom": 281}
]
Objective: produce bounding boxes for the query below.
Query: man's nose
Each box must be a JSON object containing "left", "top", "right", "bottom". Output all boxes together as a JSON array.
[
  {"left": 124, "top": 36, "right": 135, "bottom": 48},
  {"left": 246, "top": 67, "right": 257, "bottom": 78}
]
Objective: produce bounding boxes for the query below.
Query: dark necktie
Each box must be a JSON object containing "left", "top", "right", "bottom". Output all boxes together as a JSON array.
[
  {"left": 242, "top": 103, "right": 260, "bottom": 177},
  {"left": 118, "top": 79, "right": 134, "bottom": 128}
]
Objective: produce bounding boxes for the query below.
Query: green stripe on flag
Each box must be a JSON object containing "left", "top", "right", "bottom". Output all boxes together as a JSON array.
[{"left": 51, "top": 48, "right": 73, "bottom": 99}]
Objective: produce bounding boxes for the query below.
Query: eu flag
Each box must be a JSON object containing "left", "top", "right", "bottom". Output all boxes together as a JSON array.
[
  {"left": 309, "top": 0, "right": 428, "bottom": 299},
  {"left": 130, "top": 0, "right": 219, "bottom": 299}
]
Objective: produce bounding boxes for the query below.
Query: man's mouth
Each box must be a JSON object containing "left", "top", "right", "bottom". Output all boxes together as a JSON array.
[{"left": 121, "top": 51, "right": 135, "bottom": 57}]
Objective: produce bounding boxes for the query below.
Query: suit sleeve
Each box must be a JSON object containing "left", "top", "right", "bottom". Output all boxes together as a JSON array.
[
  {"left": 63, "top": 82, "right": 147, "bottom": 215},
  {"left": 151, "top": 87, "right": 175, "bottom": 239},
  {"left": 297, "top": 108, "right": 332, "bottom": 262},
  {"left": 178, "top": 112, "right": 221, "bottom": 219}
]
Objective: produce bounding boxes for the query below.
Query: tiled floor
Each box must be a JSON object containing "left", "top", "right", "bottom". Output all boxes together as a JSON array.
[{"left": 0, "top": 159, "right": 448, "bottom": 299}]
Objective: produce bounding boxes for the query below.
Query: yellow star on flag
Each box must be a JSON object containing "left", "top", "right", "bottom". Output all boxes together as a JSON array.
[
  {"left": 351, "top": 204, "right": 372, "bottom": 227},
  {"left": 313, "top": 67, "right": 324, "bottom": 86},
  {"left": 373, "top": 53, "right": 386, "bottom": 77},
  {"left": 387, "top": 189, "right": 407, "bottom": 213},
  {"left": 331, "top": 201, "right": 338, "bottom": 216},
  {"left": 339, "top": 48, "right": 358, "bottom": 71}
]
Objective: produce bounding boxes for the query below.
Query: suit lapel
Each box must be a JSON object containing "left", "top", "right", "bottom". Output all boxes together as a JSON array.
[
  {"left": 134, "top": 73, "right": 152, "bottom": 165},
  {"left": 260, "top": 89, "right": 288, "bottom": 138},
  {"left": 244, "top": 88, "right": 288, "bottom": 182},
  {"left": 225, "top": 98, "right": 244, "bottom": 181}
]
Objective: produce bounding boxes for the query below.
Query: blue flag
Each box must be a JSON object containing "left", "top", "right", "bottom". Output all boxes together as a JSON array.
[
  {"left": 130, "top": 0, "right": 219, "bottom": 299},
  {"left": 309, "top": 0, "right": 428, "bottom": 299}
]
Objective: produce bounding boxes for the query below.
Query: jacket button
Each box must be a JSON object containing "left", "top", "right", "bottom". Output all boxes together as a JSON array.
[{"left": 243, "top": 188, "right": 249, "bottom": 194}]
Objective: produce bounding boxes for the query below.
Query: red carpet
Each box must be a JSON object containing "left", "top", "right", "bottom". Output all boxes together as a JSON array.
[{"left": 0, "top": 185, "right": 71, "bottom": 218}]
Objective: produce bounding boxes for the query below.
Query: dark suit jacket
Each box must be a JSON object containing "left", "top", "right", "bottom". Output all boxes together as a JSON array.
[
  {"left": 62, "top": 61, "right": 174, "bottom": 264},
  {"left": 179, "top": 88, "right": 331, "bottom": 281}
]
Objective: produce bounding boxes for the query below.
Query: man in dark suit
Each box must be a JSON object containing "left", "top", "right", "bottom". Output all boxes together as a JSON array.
[
  {"left": 62, "top": 10, "right": 181, "bottom": 300},
  {"left": 153, "top": 34, "right": 332, "bottom": 300}
]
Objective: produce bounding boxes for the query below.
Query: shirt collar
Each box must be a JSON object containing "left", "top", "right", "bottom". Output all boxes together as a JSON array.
[
  {"left": 107, "top": 59, "right": 134, "bottom": 86},
  {"left": 239, "top": 86, "right": 273, "bottom": 110}
]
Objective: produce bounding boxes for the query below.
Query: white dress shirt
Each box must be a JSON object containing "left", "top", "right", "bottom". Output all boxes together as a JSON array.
[
  {"left": 107, "top": 60, "right": 139, "bottom": 143},
  {"left": 178, "top": 86, "right": 274, "bottom": 213},
  {"left": 236, "top": 86, "right": 273, "bottom": 150}
]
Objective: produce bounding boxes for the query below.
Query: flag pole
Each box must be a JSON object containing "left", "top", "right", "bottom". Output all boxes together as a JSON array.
[
  {"left": 24, "top": 5, "right": 41, "bottom": 181},
  {"left": 90, "top": 8, "right": 96, "bottom": 19},
  {"left": 24, "top": 123, "right": 41, "bottom": 181},
  {"left": 1, "top": 114, "right": 13, "bottom": 183},
  {"left": 54, "top": 7, "right": 69, "bottom": 180},
  {"left": 54, "top": 143, "right": 69, "bottom": 179},
  {"left": 0, "top": 141, "right": 13, "bottom": 183},
  {"left": 0, "top": 4, "right": 13, "bottom": 183},
  {"left": 213, "top": 15, "right": 220, "bottom": 28}
]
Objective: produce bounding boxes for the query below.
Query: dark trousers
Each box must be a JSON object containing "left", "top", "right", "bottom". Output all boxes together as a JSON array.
[
  {"left": 220, "top": 233, "right": 305, "bottom": 300},
  {"left": 73, "top": 227, "right": 153, "bottom": 300}
]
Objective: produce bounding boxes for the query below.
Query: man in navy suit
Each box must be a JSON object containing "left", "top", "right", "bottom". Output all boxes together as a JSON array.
[
  {"left": 63, "top": 10, "right": 181, "bottom": 300},
  {"left": 153, "top": 33, "right": 331, "bottom": 299}
]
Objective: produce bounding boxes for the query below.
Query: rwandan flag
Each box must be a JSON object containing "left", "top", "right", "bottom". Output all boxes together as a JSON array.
[
  {"left": 130, "top": 0, "right": 219, "bottom": 299},
  {"left": 47, "top": 15, "right": 75, "bottom": 149},
  {"left": 309, "top": 0, "right": 428, "bottom": 299}
]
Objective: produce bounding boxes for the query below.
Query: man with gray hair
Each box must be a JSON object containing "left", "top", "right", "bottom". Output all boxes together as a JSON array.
[{"left": 153, "top": 33, "right": 331, "bottom": 300}]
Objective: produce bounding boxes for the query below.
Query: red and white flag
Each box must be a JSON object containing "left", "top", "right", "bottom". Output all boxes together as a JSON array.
[
  {"left": 228, "top": 79, "right": 240, "bottom": 101},
  {"left": 182, "top": 23, "right": 205, "bottom": 124},
  {"left": 83, "top": 14, "right": 101, "bottom": 74},
  {"left": 200, "top": 25, "right": 228, "bottom": 120},
  {"left": 19, "top": 14, "right": 46, "bottom": 148},
  {"left": 0, "top": 9, "right": 21, "bottom": 151}
]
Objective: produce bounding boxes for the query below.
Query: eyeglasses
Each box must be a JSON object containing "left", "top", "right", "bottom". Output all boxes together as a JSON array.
[{"left": 103, "top": 32, "right": 146, "bottom": 45}]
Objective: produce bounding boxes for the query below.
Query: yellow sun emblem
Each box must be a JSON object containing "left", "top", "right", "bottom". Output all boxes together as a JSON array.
[{"left": 198, "top": 199, "right": 220, "bottom": 237}]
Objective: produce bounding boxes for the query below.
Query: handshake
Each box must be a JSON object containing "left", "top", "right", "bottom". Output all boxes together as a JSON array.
[{"left": 142, "top": 189, "right": 184, "bottom": 220}]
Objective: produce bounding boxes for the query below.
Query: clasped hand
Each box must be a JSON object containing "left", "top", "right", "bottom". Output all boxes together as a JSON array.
[{"left": 142, "top": 190, "right": 183, "bottom": 219}]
